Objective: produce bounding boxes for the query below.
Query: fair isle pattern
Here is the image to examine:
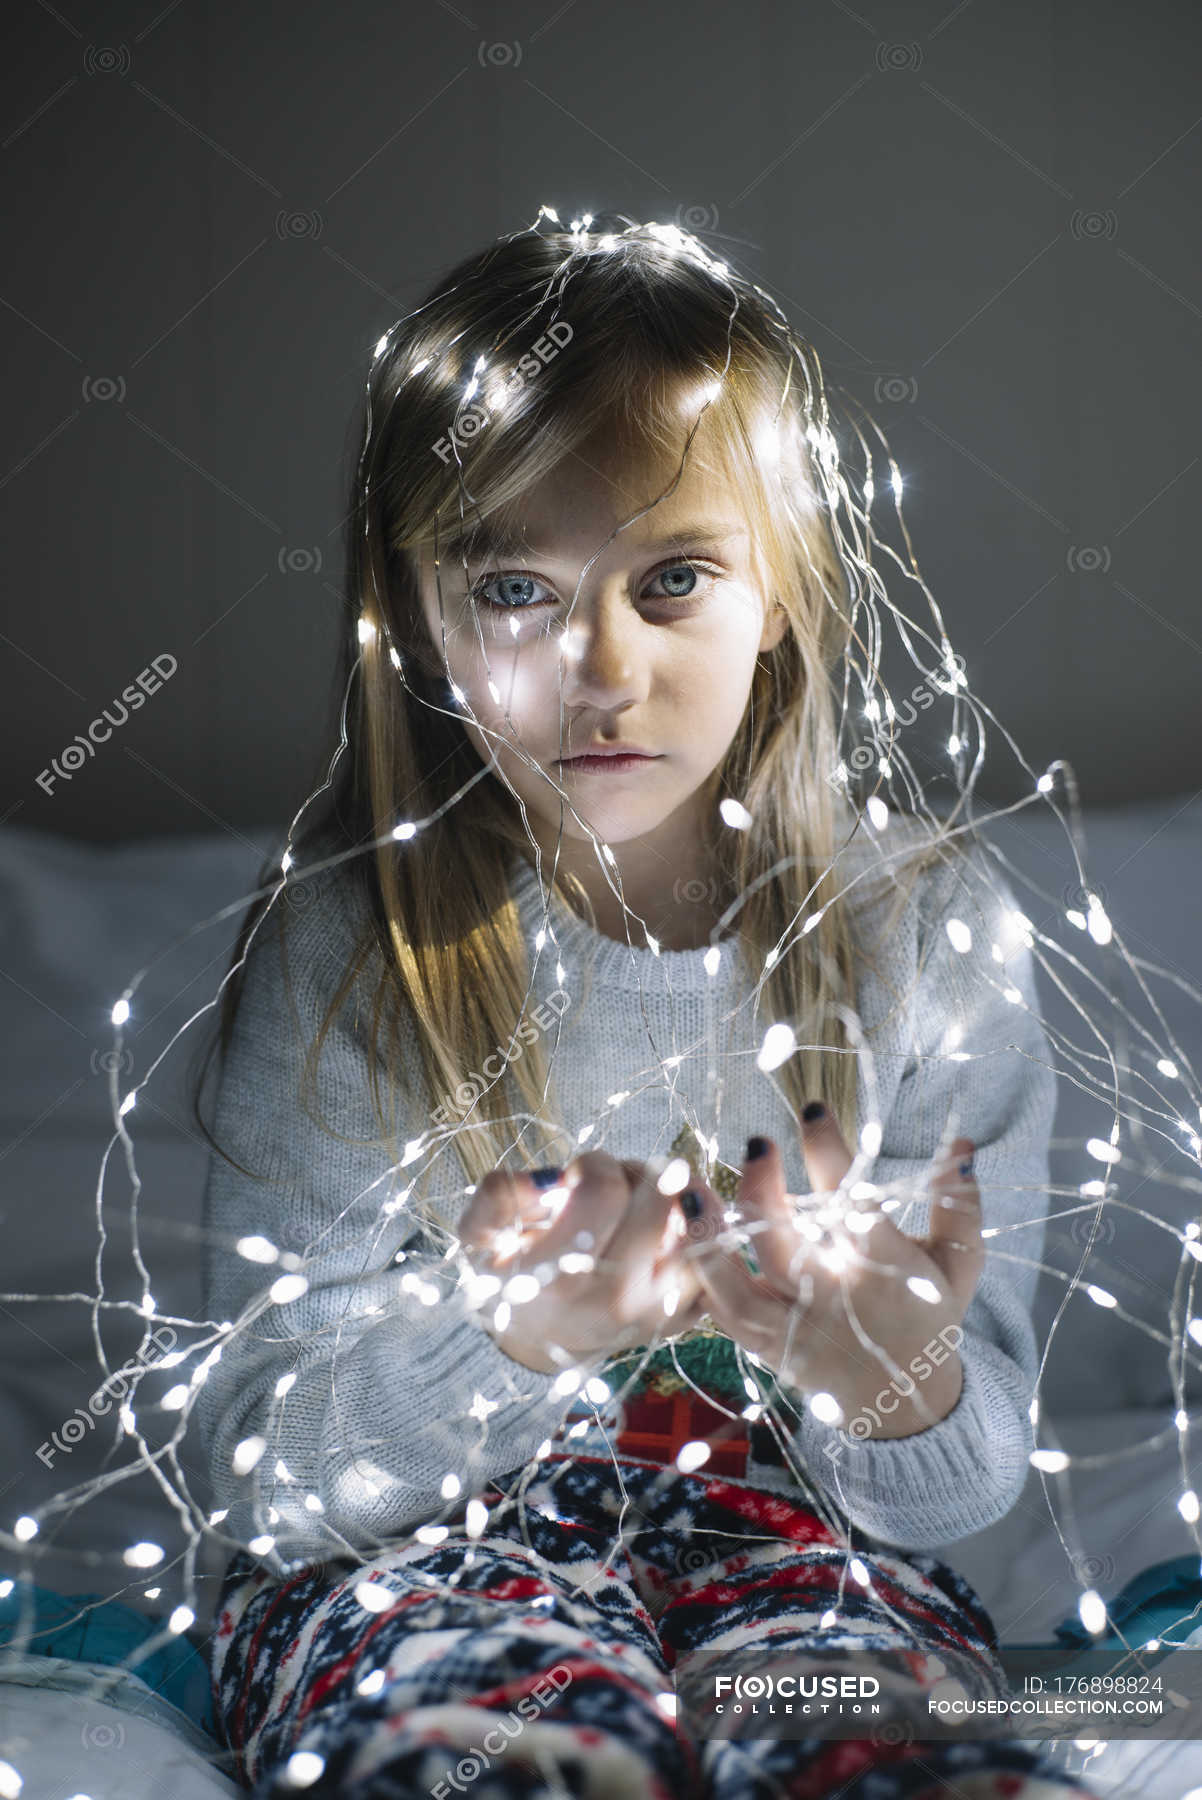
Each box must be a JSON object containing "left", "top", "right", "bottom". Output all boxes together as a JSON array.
[{"left": 211, "top": 1456, "right": 1096, "bottom": 1799}]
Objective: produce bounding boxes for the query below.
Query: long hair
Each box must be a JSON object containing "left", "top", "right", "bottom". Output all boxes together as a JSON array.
[{"left": 191, "top": 213, "right": 958, "bottom": 1229}]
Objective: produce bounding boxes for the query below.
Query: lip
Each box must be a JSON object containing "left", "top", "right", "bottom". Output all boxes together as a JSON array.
[
  {"left": 559, "top": 753, "right": 661, "bottom": 773},
  {"left": 556, "top": 745, "right": 662, "bottom": 771},
  {"left": 557, "top": 742, "right": 658, "bottom": 760}
]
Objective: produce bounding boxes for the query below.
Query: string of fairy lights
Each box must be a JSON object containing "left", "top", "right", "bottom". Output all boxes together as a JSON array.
[{"left": 1, "top": 204, "right": 1200, "bottom": 1793}]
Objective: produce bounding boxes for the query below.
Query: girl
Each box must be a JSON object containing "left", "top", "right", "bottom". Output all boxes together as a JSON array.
[{"left": 194, "top": 212, "right": 1095, "bottom": 1799}]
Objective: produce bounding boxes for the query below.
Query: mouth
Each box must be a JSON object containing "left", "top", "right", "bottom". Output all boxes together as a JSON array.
[{"left": 555, "top": 750, "right": 662, "bottom": 773}]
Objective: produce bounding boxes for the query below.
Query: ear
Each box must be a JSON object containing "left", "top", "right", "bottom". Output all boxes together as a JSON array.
[{"left": 758, "top": 599, "right": 790, "bottom": 655}]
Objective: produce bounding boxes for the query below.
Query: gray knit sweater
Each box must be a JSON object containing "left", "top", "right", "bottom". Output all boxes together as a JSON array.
[{"left": 196, "top": 824, "right": 1057, "bottom": 1578}]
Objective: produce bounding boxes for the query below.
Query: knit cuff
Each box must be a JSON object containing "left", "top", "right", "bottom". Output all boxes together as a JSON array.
[{"left": 791, "top": 1334, "right": 1032, "bottom": 1549}]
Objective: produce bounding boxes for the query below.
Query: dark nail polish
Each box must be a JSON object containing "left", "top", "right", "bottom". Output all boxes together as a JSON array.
[
  {"left": 959, "top": 1157, "right": 974, "bottom": 1178},
  {"left": 529, "top": 1166, "right": 563, "bottom": 1190},
  {"left": 679, "top": 1189, "right": 703, "bottom": 1221},
  {"left": 745, "top": 1136, "right": 771, "bottom": 1162},
  {"left": 802, "top": 1101, "right": 826, "bottom": 1124}
]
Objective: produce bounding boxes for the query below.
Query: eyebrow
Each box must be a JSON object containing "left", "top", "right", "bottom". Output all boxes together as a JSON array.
[{"left": 439, "top": 520, "right": 749, "bottom": 562}]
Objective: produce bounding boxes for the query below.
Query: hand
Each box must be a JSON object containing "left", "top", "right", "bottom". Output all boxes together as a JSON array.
[
  {"left": 681, "top": 1110, "right": 985, "bottom": 1438},
  {"left": 458, "top": 1151, "right": 709, "bottom": 1377}
]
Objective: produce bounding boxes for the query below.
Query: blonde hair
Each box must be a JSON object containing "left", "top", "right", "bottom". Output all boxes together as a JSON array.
[{"left": 194, "top": 215, "right": 960, "bottom": 1229}]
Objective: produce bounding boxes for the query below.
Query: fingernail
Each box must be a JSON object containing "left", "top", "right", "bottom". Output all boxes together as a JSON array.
[
  {"left": 529, "top": 1166, "right": 564, "bottom": 1190},
  {"left": 958, "top": 1156, "right": 974, "bottom": 1178},
  {"left": 802, "top": 1101, "right": 826, "bottom": 1124},
  {"left": 679, "top": 1189, "right": 704, "bottom": 1222},
  {"left": 745, "top": 1136, "right": 771, "bottom": 1162}
]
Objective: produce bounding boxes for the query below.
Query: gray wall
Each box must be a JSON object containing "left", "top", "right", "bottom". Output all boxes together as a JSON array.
[{"left": 4, "top": 0, "right": 1199, "bottom": 844}]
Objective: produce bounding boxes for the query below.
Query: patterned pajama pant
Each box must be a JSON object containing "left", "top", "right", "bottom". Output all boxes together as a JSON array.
[{"left": 211, "top": 1454, "right": 1097, "bottom": 1799}]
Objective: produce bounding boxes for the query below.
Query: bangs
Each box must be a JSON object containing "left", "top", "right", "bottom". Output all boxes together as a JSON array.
[
  {"left": 419, "top": 359, "right": 794, "bottom": 575},
  {"left": 384, "top": 233, "right": 802, "bottom": 560}
]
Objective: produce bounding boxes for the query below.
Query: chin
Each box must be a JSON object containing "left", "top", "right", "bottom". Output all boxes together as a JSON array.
[{"left": 546, "top": 803, "right": 673, "bottom": 846}]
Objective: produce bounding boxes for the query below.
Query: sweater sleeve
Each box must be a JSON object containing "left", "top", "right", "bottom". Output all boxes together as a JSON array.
[
  {"left": 789, "top": 845, "right": 1058, "bottom": 1549},
  {"left": 193, "top": 864, "right": 574, "bottom": 1577}
]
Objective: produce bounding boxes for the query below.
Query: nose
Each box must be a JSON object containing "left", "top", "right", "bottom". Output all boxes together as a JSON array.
[{"left": 559, "top": 583, "right": 652, "bottom": 714}]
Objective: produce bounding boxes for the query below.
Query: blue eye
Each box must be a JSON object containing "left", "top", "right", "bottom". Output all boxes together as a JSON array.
[
  {"left": 475, "top": 573, "right": 551, "bottom": 609},
  {"left": 470, "top": 559, "right": 714, "bottom": 612},
  {"left": 653, "top": 562, "right": 698, "bottom": 599}
]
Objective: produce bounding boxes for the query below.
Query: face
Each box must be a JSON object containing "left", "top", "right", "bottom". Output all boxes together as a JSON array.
[{"left": 415, "top": 428, "right": 789, "bottom": 863}]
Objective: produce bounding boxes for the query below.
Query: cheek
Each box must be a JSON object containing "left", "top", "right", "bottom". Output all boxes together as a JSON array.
[
  {"left": 671, "top": 621, "right": 763, "bottom": 722},
  {"left": 447, "top": 639, "right": 560, "bottom": 764}
]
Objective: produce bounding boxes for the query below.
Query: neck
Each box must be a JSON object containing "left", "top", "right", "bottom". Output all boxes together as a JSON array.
[{"left": 526, "top": 795, "right": 730, "bottom": 951}]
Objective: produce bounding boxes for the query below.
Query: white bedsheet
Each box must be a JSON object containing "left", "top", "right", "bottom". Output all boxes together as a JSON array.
[{"left": 0, "top": 1656, "right": 238, "bottom": 1796}]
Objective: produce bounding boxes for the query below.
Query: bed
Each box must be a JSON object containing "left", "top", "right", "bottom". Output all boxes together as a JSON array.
[{"left": 2, "top": 793, "right": 1200, "bottom": 1795}]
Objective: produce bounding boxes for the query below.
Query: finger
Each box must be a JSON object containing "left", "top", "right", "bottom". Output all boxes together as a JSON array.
[
  {"left": 799, "top": 1101, "right": 855, "bottom": 1194},
  {"left": 681, "top": 1180, "right": 784, "bottom": 1349},
  {"left": 535, "top": 1151, "right": 637, "bottom": 1268},
  {"left": 459, "top": 1167, "right": 554, "bottom": 1258},
  {"left": 461, "top": 1152, "right": 626, "bottom": 1274},
  {"left": 602, "top": 1157, "right": 691, "bottom": 1305},
  {"left": 733, "top": 1136, "right": 804, "bottom": 1292},
  {"left": 734, "top": 1145, "right": 908, "bottom": 1302},
  {"left": 924, "top": 1137, "right": 984, "bottom": 1305}
]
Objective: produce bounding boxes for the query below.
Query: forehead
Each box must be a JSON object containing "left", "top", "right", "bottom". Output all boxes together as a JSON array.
[{"left": 439, "top": 434, "right": 750, "bottom": 565}]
